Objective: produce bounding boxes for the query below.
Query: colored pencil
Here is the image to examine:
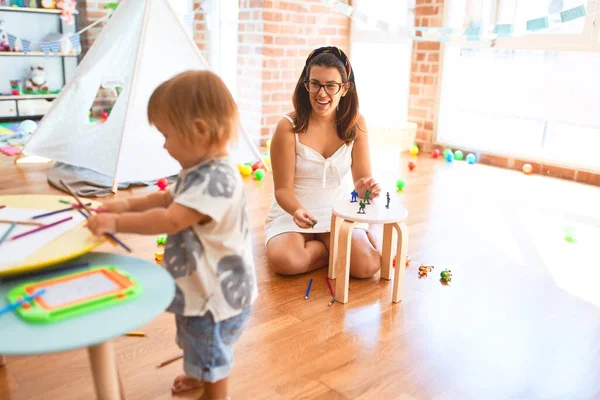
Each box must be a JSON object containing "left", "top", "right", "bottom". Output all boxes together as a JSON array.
[
  {"left": 0, "top": 219, "right": 45, "bottom": 226},
  {"left": 0, "top": 205, "right": 5, "bottom": 210},
  {"left": 10, "top": 216, "right": 72, "bottom": 241},
  {"left": 75, "top": 208, "right": 132, "bottom": 253},
  {"left": 156, "top": 353, "right": 183, "bottom": 369},
  {"left": 304, "top": 277, "right": 313, "bottom": 299},
  {"left": 125, "top": 332, "right": 146, "bottom": 337},
  {"left": 0, "top": 288, "right": 46, "bottom": 317},
  {"left": 31, "top": 203, "right": 92, "bottom": 220},
  {"left": 61, "top": 179, "right": 132, "bottom": 253},
  {"left": 0, "top": 222, "right": 17, "bottom": 246},
  {"left": 328, "top": 296, "right": 336, "bottom": 306},
  {"left": 325, "top": 276, "right": 334, "bottom": 296}
]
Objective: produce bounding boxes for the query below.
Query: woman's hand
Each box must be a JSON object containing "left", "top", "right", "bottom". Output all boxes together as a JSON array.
[
  {"left": 96, "top": 199, "right": 130, "bottom": 214},
  {"left": 293, "top": 208, "right": 317, "bottom": 229},
  {"left": 86, "top": 213, "right": 118, "bottom": 236},
  {"left": 354, "top": 177, "right": 381, "bottom": 199}
]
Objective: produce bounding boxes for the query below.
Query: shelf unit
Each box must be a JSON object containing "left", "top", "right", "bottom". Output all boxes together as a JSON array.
[{"left": 0, "top": 6, "right": 79, "bottom": 122}]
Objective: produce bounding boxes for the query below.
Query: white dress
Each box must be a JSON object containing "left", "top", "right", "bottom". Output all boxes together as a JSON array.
[{"left": 265, "top": 115, "right": 355, "bottom": 244}]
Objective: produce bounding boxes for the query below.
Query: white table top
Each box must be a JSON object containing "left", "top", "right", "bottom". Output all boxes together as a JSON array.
[{"left": 332, "top": 193, "right": 408, "bottom": 224}]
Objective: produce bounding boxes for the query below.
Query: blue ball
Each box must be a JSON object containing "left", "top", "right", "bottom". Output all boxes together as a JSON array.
[
  {"left": 466, "top": 153, "right": 476, "bottom": 164},
  {"left": 19, "top": 119, "right": 38, "bottom": 134},
  {"left": 445, "top": 152, "right": 454, "bottom": 163}
]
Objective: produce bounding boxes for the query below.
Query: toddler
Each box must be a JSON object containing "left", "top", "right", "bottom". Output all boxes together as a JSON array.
[{"left": 86, "top": 70, "right": 258, "bottom": 400}]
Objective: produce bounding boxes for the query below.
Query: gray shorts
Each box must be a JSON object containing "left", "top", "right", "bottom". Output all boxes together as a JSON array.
[{"left": 175, "top": 307, "right": 252, "bottom": 383}]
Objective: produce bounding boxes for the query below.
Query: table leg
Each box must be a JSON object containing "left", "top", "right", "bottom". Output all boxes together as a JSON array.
[
  {"left": 381, "top": 223, "right": 394, "bottom": 280},
  {"left": 391, "top": 222, "right": 409, "bottom": 303},
  {"left": 328, "top": 214, "right": 341, "bottom": 279},
  {"left": 88, "top": 341, "right": 122, "bottom": 400},
  {"left": 335, "top": 220, "right": 357, "bottom": 304},
  {"left": 0, "top": 355, "right": 5, "bottom": 367}
]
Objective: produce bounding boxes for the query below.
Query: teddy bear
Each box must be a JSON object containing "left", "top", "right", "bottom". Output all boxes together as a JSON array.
[{"left": 25, "top": 66, "right": 49, "bottom": 93}]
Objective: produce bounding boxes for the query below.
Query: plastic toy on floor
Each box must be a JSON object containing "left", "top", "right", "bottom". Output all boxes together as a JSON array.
[
  {"left": 418, "top": 264, "right": 434, "bottom": 278},
  {"left": 440, "top": 269, "right": 452, "bottom": 283}
]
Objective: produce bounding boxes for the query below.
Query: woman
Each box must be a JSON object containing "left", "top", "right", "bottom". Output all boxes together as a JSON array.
[{"left": 265, "top": 46, "right": 383, "bottom": 278}]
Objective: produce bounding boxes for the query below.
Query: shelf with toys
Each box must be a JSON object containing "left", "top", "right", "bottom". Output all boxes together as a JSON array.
[{"left": 0, "top": 0, "right": 79, "bottom": 121}]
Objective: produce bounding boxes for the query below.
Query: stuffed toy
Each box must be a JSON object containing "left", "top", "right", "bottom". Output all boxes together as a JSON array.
[
  {"left": 41, "top": 0, "right": 55, "bottom": 7},
  {"left": 56, "top": 0, "right": 76, "bottom": 24},
  {"left": 25, "top": 66, "right": 49, "bottom": 93}
]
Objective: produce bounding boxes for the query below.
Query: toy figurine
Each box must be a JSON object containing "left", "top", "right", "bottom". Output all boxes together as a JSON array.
[
  {"left": 385, "top": 192, "right": 390, "bottom": 208},
  {"left": 357, "top": 200, "right": 366, "bottom": 214},
  {"left": 440, "top": 269, "right": 452, "bottom": 283},
  {"left": 156, "top": 235, "right": 167, "bottom": 245},
  {"left": 364, "top": 189, "right": 371, "bottom": 205},
  {"left": 350, "top": 189, "right": 358, "bottom": 203},
  {"left": 418, "top": 264, "right": 434, "bottom": 278}
]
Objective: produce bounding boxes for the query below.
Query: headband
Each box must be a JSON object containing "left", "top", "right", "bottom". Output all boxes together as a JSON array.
[{"left": 304, "top": 46, "right": 354, "bottom": 83}]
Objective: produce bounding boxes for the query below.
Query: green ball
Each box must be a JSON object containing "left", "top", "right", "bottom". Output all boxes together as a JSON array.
[
  {"left": 254, "top": 169, "right": 265, "bottom": 180},
  {"left": 454, "top": 150, "right": 464, "bottom": 160},
  {"left": 396, "top": 179, "right": 405, "bottom": 191}
]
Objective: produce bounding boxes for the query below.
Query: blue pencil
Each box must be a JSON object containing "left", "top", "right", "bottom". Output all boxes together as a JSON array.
[
  {"left": 0, "top": 221, "right": 17, "bottom": 246},
  {"left": 304, "top": 277, "right": 313, "bottom": 299},
  {"left": 0, "top": 288, "right": 46, "bottom": 317}
]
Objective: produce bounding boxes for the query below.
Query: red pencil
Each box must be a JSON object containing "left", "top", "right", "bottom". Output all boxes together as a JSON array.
[
  {"left": 325, "top": 276, "right": 335, "bottom": 296},
  {"left": 11, "top": 216, "right": 73, "bottom": 241}
]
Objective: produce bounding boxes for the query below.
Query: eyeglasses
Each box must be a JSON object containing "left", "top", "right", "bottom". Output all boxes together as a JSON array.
[{"left": 304, "top": 80, "right": 344, "bottom": 95}]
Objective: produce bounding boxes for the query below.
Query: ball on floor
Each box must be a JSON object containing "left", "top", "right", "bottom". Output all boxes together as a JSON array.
[
  {"left": 466, "top": 153, "right": 476, "bottom": 164},
  {"left": 454, "top": 150, "right": 464, "bottom": 161},
  {"left": 396, "top": 179, "right": 405, "bottom": 191},
  {"left": 522, "top": 163, "right": 533, "bottom": 175}
]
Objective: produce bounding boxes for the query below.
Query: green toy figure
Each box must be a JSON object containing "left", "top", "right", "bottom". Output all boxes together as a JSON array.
[
  {"left": 357, "top": 200, "right": 366, "bottom": 214},
  {"left": 440, "top": 269, "right": 452, "bottom": 283},
  {"left": 156, "top": 235, "right": 167, "bottom": 245},
  {"left": 364, "top": 189, "right": 371, "bottom": 205}
]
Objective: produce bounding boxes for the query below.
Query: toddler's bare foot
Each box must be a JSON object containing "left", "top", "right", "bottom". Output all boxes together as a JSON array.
[{"left": 171, "top": 375, "right": 204, "bottom": 394}]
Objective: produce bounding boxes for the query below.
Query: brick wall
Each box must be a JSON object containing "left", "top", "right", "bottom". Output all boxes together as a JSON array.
[{"left": 407, "top": 0, "right": 444, "bottom": 144}]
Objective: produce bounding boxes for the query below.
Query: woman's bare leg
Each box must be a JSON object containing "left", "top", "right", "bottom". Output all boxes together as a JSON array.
[{"left": 266, "top": 232, "right": 329, "bottom": 275}]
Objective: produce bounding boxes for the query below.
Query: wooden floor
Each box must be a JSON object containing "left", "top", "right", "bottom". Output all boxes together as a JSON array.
[{"left": 2, "top": 147, "right": 600, "bottom": 400}]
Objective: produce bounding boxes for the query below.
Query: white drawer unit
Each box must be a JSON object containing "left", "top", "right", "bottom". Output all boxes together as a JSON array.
[
  {"left": 0, "top": 100, "right": 18, "bottom": 118},
  {"left": 17, "top": 98, "right": 54, "bottom": 117}
]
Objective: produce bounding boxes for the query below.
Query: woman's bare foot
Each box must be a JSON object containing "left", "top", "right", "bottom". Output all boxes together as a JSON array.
[{"left": 171, "top": 375, "right": 204, "bottom": 394}]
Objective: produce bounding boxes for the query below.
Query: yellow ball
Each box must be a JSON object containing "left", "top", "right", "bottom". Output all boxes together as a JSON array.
[
  {"left": 409, "top": 145, "right": 419, "bottom": 156},
  {"left": 266, "top": 138, "right": 272, "bottom": 149},
  {"left": 240, "top": 165, "right": 253, "bottom": 176},
  {"left": 262, "top": 155, "right": 271, "bottom": 165}
]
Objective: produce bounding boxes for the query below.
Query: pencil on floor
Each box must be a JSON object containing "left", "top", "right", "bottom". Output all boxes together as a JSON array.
[
  {"left": 328, "top": 296, "right": 336, "bottom": 306},
  {"left": 156, "top": 353, "right": 183, "bottom": 369},
  {"left": 125, "top": 332, "right": 146, "bottom": 337},
  {"left": 325, "top": 276, "right": 334, "bottom": 296},
  {"left": 304, "top": 277, "right": 313, "bottom": 299}
]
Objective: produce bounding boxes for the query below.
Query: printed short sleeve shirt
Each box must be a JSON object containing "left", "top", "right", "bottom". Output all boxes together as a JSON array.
[{"left": 164, "top": 157, "right": 257, "bottom": 322}]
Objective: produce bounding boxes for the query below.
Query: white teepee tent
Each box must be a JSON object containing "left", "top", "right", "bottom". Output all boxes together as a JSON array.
[{"left": 23, "top": 0, "right": 263, "bottom": 192}]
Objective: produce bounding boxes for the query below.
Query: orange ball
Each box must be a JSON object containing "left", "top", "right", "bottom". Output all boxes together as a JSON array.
[
  {"left": 408, "top": 160, "right": 416, "bottom": 171},
  {"left": 522, "top": 163, "right": 533, "bottom": 175}
]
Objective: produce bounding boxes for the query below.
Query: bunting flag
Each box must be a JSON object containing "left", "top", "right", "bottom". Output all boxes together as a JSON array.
[
  {"left": 7, "top": 34, "right": 17, "bottom": 51},
  {"left": 323, "top": 0, "right": 594, "bottom": 43},
  {"left": 21, "top": 39, "right": 31, "bottom": 55},
  {"left": 69, "top": 33, "right": 81, "bottom": 53},
  {"left": 50, "top": 41, "right": 60, "bottom": 56},
  {"left": 40, "top": 41, "right": 52, "bottom": 56},
  {"left": 183, "top": 12, "right": 194, "bottom": 29}
]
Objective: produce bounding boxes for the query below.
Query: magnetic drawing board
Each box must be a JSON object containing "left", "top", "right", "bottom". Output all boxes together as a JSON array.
[{"left": 7, "top": 266, "right": 143, "bottom": 324}]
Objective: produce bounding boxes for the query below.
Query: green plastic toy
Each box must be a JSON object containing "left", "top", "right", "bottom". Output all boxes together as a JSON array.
[
  {"left": 156, "top": 235, "right": 167, "bottom": 245},
  {"left": 440, "top": 269, "right": 452, "bottom": 283},
  {"left": 6, "top": 266, "right": 143, "bottom": 324}
]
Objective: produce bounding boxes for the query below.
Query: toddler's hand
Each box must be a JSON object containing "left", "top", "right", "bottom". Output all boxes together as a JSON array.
[
  {"left": 97, "top": 199, "right": 130, "bottom": 214},
  {"left": 355, "top": 177, "right": 381, "bottom": 199},
  {"left": 86, "top": 213, "right": 118, "bottom": 236},
  {"left": 293, "top": 208, "right": 317, "bottom": 229}
]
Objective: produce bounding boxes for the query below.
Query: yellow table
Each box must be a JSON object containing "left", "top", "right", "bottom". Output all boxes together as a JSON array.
[{"left": 0, "top": 195, "right": 105, "bottom": 277}]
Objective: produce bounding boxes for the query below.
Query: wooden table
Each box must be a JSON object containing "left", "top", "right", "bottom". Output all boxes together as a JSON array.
[{"left": 328, "top": 194, "right": 409, "bottom": 304}]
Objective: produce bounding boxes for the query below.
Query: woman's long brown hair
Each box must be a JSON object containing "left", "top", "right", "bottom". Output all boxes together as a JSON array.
[{"left": 291, "top": 48, "right": 360, "bottom": 143}]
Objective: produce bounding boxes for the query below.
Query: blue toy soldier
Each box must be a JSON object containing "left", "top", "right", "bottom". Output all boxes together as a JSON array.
[{"left": 350, "top": 190, "right": 358, "bottom": 203}]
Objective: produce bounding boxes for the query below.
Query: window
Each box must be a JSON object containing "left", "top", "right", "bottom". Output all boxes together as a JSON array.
[
  {"left": 438, "top": 1, "right": 600, "bottom": 171},
  {"left": 349, "top": 0, "right": 414, "bottom": 141}
]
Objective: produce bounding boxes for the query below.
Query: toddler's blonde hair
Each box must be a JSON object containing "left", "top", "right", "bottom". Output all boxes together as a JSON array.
[{"left": 147, "top": 70, "right": 239, "bottom": 146}]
